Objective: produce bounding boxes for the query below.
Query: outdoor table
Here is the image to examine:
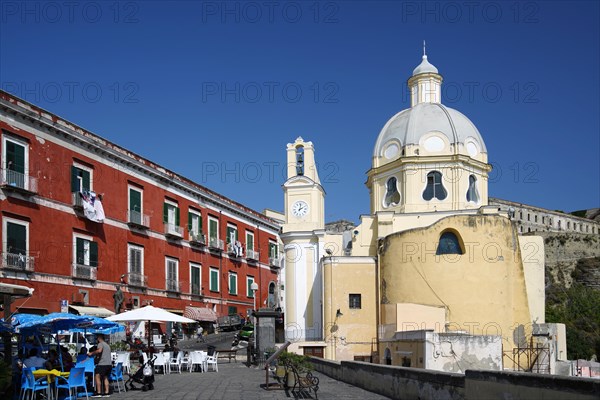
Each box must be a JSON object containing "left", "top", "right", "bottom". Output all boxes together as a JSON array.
[
  {"left": 32, "top": 369, "right": 70, "bottom": 399},
  {"left": 217, "top": 349, "right": 238, "bottom": 363}
]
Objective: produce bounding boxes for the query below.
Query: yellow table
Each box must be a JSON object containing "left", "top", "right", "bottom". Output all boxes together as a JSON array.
[{"left": 31, "top": 369, "right": 69, "bottom": 400}]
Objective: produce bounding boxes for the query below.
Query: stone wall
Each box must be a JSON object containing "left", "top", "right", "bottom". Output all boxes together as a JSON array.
[{"left": 310, "top": 358, "right": 600, "bottom": 400}]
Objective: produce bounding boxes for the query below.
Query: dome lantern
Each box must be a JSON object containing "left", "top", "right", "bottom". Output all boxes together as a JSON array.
[{"left": 408, "top": 41, "right": 442, "bottom": 106}]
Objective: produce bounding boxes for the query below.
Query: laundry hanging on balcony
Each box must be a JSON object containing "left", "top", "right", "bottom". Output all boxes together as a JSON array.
[
  {"left": 80, "top": 190, "right": 105, "bottom": 223},
  {"left": 233, "top": 241, "right": 244, "bottom": 257}
]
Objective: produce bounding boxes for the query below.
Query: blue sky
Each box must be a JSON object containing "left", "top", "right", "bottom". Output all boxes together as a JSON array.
[{"left": 1, "top": 1, "right": 598, "bottom": 224}]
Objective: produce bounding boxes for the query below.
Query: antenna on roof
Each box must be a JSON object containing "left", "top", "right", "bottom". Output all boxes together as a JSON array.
[{"left": 423, "top": 40, "right": 427, "bottom": 56}]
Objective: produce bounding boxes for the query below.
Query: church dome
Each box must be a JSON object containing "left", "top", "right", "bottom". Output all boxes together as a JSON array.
[{"left": 373, "top": 52, "right": 487, "bottom": 167}]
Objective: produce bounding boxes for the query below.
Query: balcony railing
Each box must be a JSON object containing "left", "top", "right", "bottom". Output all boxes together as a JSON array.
[
  {"left": 127, "top": 272, "right": 147, "bottom": 287},
  {"left": 164, "top": 223, "right": 183, "bottom": 238},
  {"left": 208, "top": 238, "right": 224, "bottom": 251},
  {"left": 72, "top": 192, "right": 83, "bottom": 208},
  {"left": 269, "top": 257, "right": 281, "bottom": 268},
  {"left": 189, "top": 231, "right": 206, "bottom": 245},
  {"left": 166, "top": 279, "right": 180, "bottom": 292},
  {"left": 0, "top": 169, "right": 38, "bottom": 194},
  {"left": 127, "top": 210, "right": 150, "bottom": 228},
  {"left": 246, "top": 249, "right": 259, "bottom": 261},
  {"left": 72, "top": 263, "right": 98, "bottom": 280},
  {"left": 227, "top": 242, "right": 244, "bottom": 258},
  {"left": 191, "top": 283, "right": 202, "bottom": 296},
  {"left": 1, "top": 251, "right": 35, "bottom": 272}
]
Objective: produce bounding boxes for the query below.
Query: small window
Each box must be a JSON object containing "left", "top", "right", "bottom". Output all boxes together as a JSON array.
[
  {"left": 296, "top": 145, "right": 304, "bottom": 175},
  {"left": 423, "top": 171, "right": 447, "bottom": 201},
  {"left": 534, "top": 215, "right": 538, "bottom": 223},
  {"left": 383, "top": 177, "right": 401, "bottom": 208},
  {"left": 229, "top": 272, "right": 238, "bottom": 295},
  {"left": 349, "top": 294, "right": 362, "bottom": 309},
  {"left": 247, "top": 276, "right": 255, "bottom": 298},
  {"left": 436, "top": 231, "right": 463, "bottom": 255},
  {"left": 228, "top": 306, "right": 238, "bottom": 316},
  {"left": 527, "top": 214, "right": 530, "bottom": 221},
  {"left": 466, "top": 175, "right": 479, "bottom": 203},
  {"left": 209, "top": 267, "right": 219, "bottom": 292},
  {"left": 519, "top": 211, "right": 523, "bottom": 219}
]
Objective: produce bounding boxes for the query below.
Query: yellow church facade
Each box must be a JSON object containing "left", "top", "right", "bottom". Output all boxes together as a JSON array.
[{"left": 280, "top": 51, "right": 546, "bottom": 369}]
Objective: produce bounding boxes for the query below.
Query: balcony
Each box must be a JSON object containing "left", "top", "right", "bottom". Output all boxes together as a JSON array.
[
  {"left": 208, "top": 238, "right": 224, "bottom": 251},
  {"left": 72, "top": 192, "right": 83, "bottom": 209},
  {"left": 189, "top": 231, "right": 206, "bottom": 246},
  {"left": 246, "top": 249, "right": 259, "bottom": 262},
  {"left": 164, "top": 223, "right": 183, "bottom": 239},
  {"left": 72, "top": 263, "right": 98, "bottom": 280},
  {"left": 0, "top": 169, "right": 38, "bottom": 194},
  {"left": 1, "top": 251, "right": 35, "bottom": 272},
  {"left": 191, "top": 283, "right": 203, "bottom": 296},
  {"left": 227, "top": 242, "right": 244, "bottom": 258},
  {"left": 166, "top": 279, "right": 180, "bottom": 293},
  {"left": 269, "top": 257, "right": 281, "bottom": 269},
  {"left": 127, "top": 272, "right": 147, "bottom": 288},
  {"left": 127, "top": 210, "right": 150, "bottom": 228}
]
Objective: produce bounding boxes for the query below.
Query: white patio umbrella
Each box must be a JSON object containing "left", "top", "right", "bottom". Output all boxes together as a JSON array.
[{"left": 106, "top": 305, "right": 195, "bottom": 347}]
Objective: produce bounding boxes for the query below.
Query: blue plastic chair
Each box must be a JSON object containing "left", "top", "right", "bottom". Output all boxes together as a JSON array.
[
  {"left": 55, "top": 367, "right": 88, "bottom": 400},
  {"left": 21, "top": 368, "right": 51, "bottom": 400},
  {"left": 75, "top": 357, "right": 95, "bottom": 390},
  {"left": 109, "top": 362, "right": 126, "bottom": 393}
]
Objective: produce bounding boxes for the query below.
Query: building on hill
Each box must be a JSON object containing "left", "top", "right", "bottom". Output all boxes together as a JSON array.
[
  {"left": 280, "top": 51, "right": 564, "bottom": 372},
  {"left": 489, "top": 198, "right": 599, "bottom": 235},
  {"left": 0, "top": 90, "right": 282, "bottom": 337}
]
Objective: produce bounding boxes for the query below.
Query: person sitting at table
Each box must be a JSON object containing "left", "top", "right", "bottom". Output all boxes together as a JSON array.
[
  {"left": 23, "top": 348, "right": 46, "bottom": 369},
  {"left": 44, "top": 349, "right": 61, "bottom": 370},
  {"left": 60, "top": 346, "right": 74, "bottom": 371}
]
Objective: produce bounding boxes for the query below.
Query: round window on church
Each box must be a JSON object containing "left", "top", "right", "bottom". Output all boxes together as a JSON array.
[
  {"left": 422, "top": 135, "right": 446, "bottom": 152},
  {"left": 382, "top": 141, "right": 401, "bottom": 160},
  {"left": 465, "top": 138, "right": 480, "bottom": 157}
]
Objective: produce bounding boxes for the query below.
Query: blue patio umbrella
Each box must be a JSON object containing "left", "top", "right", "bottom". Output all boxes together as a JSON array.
[
  {"left": 17, "top": 312, "right": 95, "bottom": 335},
  {"left": 0, "top": 319, "right": 14, "bottom": 333},
  {"left": 69, "top": 316, "right": 125, "bottom": 335}
]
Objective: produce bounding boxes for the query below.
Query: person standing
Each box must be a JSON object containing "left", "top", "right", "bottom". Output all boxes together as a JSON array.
[{"left": 87, "top": 333, "right": 111, "bottom": 397}]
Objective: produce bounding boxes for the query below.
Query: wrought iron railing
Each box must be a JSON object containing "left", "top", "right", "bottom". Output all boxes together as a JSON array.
[
  {"left": 1, "top": 251, "right": 35, "bottom": 272},
  {"left": 72, "top": 263, "right": 98, "bottom": 280},
  {"left": 127, "top": 210, "right": 150, "bottom": 227},
  {"left": 0, "top": 169, "right": 38, "bottom": 193}
]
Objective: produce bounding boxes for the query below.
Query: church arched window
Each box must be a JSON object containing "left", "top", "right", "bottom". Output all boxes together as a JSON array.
[
  {"left": 423, "top": 171, "right": 447, "bottom": 201},
  {"left": 383, "top": 177, "right": 401, "bottom": 208},
  {"left": 436, "top": 231, "right": 464, "bottom": 255},
  {"left": 466, "top": 175, "right": 479, "bottom": 203}
]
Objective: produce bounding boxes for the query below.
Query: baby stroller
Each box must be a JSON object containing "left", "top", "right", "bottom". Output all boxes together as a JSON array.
[{"left": 126, "top": 353, "right": 155, "bottom": 391}]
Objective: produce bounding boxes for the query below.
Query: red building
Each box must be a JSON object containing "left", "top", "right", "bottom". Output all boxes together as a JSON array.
[{"left": 0, "top": 90, "right": 282, "bottom": 329}]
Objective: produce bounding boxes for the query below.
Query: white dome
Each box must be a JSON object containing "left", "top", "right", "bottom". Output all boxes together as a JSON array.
[{"left": 373, "top": 103, "right": 487, "bottom": 163}]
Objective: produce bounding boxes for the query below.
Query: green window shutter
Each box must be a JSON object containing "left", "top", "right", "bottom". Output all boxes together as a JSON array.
[
  {"left": 76, "top": 238, "right": 85, "bottom": 264},
  {"left": 90, "top": 241, "right": 98, "bottom": 267},
  {"left": 229, "top": 274, "right": 237, "bottom": 294},
  {"left": 228, "top": 306, "right": 237, "bottom": 316},
  {"left": 129, "top": 189, "right": 141, "bottom": 211},
  {"left": 163, "top": 203, "right": 168, "bottom": 223},
  {"left": 191, "top": 267, "right": 200, "bottom": 288},
  {"left": 175, "top": 207, "right": 180, "bottom": 226},
  {"left": 226, "top": 227, "right": 232, "bottom": 244},
  {"left": 247, "top": 234, "right": 254, "bottom": 251},
  {"left": 209, "top": 219, "right": 217, "bottom": 240},
  {"left": 199, "top": 214, "right": 203, "bottom": 230},
  {"left": 210, "top": 270, "right": 218, "bottom": 291},
  {"left": 6, "top": 141, "right": 25, "bottom": 173},
  {"left": 82, "top": 169, "right": 90, "bottom": 191},
  {"left": 247, "top": 279, "right": 253, "bottom": 297},
  {"left": 7, "top": 222, "right": 26, "bottom": 254},
  {"left": 71, "top": 166, "right": 79, "bottom": 192},
  {"left": 187, "top": 212, "right": 193, "bottom": 233}
]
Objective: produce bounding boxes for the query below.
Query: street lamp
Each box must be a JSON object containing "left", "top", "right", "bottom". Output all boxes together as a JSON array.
[{"left": 250, "top": 281, "right": 259, "bottom": 362}]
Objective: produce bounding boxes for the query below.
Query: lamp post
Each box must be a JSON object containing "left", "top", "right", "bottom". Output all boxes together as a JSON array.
[{"left": 251, "top": 281, "right": 259, "bottom": 362}]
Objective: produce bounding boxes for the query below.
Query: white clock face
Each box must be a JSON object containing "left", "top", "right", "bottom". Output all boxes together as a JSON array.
[{"left": 292, "top": 200, "right": 309, "bottom": 217}]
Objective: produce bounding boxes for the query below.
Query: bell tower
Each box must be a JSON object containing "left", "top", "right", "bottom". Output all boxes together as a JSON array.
[{"left": 281, "top": 137, "right": 325, "bottom": 346}]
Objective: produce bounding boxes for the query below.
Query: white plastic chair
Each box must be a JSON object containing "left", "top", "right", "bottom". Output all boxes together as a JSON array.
[
  {"left": 189, "top": 351, "right": 205, "bottom": 373},
  {"left": 115, "top": 352, "right": 131, "bottom": 374},
  {"left": 206, "top": 351, "right": 218, "bottom": 372},
  {"left": 153, "top": 353, "right": 167, "bottom": 374},
  {"left": 169, "top": 352, "right": 184, "bottom": 373}
]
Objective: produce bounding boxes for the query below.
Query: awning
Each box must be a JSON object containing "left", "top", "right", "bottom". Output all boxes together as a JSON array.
[
  {"left": 0, "top": 282, "right": 34, "bottom": 297},
  {"left": 184, "top": 306, "right": 217, "bottom": 322},
  {"left": 69, "top": 305, "right": 114, "bottom": 317}
]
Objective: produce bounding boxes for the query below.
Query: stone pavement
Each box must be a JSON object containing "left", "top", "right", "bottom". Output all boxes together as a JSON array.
[{"left": 107, "top": 361, "right": 392, "bottom": 400}]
